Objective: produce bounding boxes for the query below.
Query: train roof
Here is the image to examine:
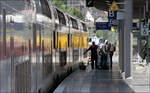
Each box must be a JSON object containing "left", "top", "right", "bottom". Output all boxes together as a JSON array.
[{"left": 52, "top": 4, "right": 85, "bottom": 23}]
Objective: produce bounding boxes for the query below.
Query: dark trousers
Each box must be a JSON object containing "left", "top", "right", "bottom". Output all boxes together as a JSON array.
[
  {"left": 109, "top": 52, "right": 114, "bottom": 69},
  {"left": 101, "top": 55, "right": 107, "bottom": 69},
  {"left": 91, "top": 57, "right": 98, "bottom": 69}
]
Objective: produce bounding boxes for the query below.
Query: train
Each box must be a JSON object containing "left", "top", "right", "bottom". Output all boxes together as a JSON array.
[{"left": 0, "top": 0, "right": 88, "bottom": 93}]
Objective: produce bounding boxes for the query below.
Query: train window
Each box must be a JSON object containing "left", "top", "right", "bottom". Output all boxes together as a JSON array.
[
  {"left": 70, "top": 17, "right": 78, "bottom": 29},
  {"left": 56, "top": 9, "right": 66, "bottom": 26},
  {"left": 67, "top": 15, "right": 70, "bottom": 21},
  {"left": 67, "top": 15, "right": 70, "bottom": 23},
  {"left": 24, "top": 0, "right": 30, "bottom": 3},
  {"left": 40, "top": 0, "right": 52, "bottom": 19},
  {"left": 88, "top": 38, "right": 92, "bottom": 42},
  {"left": 54, "top": 9, "right": 58, "bottom": 19},
  {"left": 82, "top": 23, "right": 87, "bottom": 32}
]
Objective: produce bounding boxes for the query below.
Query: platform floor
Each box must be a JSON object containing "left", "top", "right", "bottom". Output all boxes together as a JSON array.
[{"left": 54, "top": 63, "right": 135, "bottom": 93}]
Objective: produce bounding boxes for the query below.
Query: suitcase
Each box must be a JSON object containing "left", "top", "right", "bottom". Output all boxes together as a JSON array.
[{"left": 79, "top": 62, "right": 86, "bottom": 70}]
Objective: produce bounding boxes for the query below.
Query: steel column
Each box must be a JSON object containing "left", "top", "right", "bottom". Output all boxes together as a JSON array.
[
  {"left": 119, "top": 20, "right": 124, "bottom": 73},
  {"left": 124, "top": 0, "right": 133, "bottom": 78}
]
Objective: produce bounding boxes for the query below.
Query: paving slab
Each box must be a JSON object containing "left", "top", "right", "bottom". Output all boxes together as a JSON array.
[{"left": 54, "top": 63, "right": 135, "bottom": 93}]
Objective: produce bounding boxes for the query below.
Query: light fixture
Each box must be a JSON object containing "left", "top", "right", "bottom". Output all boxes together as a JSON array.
[
  {"left": 107, "top": 3, "right": 111, "bottom": 6},
  {"left": 105, "top": 0, "right": 110, "bottom": 3}
]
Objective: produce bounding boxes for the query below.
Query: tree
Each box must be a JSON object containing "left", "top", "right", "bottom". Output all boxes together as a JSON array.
[
  {"left": 50, "top": 0, "right": 85, "bottom": 20},
  {"left": 96, "top": 30, "right": 103, "bottom": 38},
  {"left": 52, "top": 0, "right": 67, "bottom": 11},
  {"left": 96, "top": 30, "right": 118, "bottom": 43},
  {"left": 67, "top": 7, "right": 84, "bottom": 20}
]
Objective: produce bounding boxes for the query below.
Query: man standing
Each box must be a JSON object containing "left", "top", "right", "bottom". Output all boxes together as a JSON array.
[{"left": 84, "top": 42, "right": 98, "bottom": 69}]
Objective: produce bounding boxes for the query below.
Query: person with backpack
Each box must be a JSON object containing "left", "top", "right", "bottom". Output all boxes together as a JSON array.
[{"left": 84, "top": 42, "right": 98, "bottom": 69}]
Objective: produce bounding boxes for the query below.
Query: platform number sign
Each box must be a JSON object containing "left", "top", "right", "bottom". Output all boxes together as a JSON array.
[
  {"left": 109, "top": 19, "right": 118, "bottom": 26},
  {"left": 108, "top": 11, "right": 117, "bottom": 19},
  {"left": 109, "top": 11, "right": 114, "bottom": 18},
  {"left": 108, "top": 11, "right": 118, "bottom": 26},
  {"left": 141, "top": 22, "right": 149, "bottom": 36}
]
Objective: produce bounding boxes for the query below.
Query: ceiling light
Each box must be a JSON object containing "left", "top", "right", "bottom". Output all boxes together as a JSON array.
[{"left": 105, "top": 0, "right": 110, "bottom": 3}]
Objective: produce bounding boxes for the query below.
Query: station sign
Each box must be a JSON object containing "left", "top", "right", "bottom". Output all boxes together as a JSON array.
[
  {"left": 96, "top": 22, "right": 110, "bottom": 30},
  {"left": 111, "top": 26, "right": 119, "bottom": 32},
  {"left": 108, "top": 1, "right": 120, "bottom": 30},
  {"left": 108, "top": 11, "right": 118, "bottom": 27},
  {"left": 108, "top": 11, "right": 117, "bottom": 20},
  {"left": 141, "top": 22, "right": 149, "bottom": 36},
  {"left": 109, "top": 19, "right": 119, "bottom": 26},
  {"left": 96, "top": 22, "right": 142, "bottom": 31}
]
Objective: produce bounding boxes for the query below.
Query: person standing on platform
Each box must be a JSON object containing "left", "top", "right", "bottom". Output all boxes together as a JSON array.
[
  {"left": 97, "top": 39, "right": 103, "bottom": 68},
  {"left": 109, "top": 43, "right": 116, "bottom": 69},
  {"left": 84, "top": 42, "right": 98, "bottom": 69},
  {"left": 100, "top": 44, "right": 108, "bottom": 69}
]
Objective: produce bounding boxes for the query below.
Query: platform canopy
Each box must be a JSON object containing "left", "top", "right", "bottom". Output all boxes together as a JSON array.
[{"left": 94, "top": 0, "right": 150, "bottom": 18}]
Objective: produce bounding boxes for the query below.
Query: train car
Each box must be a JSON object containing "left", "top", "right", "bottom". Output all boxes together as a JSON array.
[
  {"left": 0, "top": 0, "right": 55, "bottom": 92},
  {"left": 80, "top": 21, "right": 89, "bottom": 58},
  {"left": 0, "top": 0, "right": 88, "bottom": 93}
]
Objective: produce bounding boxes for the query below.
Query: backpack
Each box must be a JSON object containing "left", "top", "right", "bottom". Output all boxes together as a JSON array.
[{"left": 110, "top": 45, "right": 116, "bottom": 52}]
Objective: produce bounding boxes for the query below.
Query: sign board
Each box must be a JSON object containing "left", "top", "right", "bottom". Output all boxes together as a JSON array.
[
  {"left": 109, "top": 1, "right": 119, "bottom": 11},
  {"left": 117, "top": 11, "right": 124, "bottom": 20},
  {"left": 108, "top": 11, "right": 118, "bottom": 27},
  {"left": 111, "top": 26, "right": 118, "bottom": 32},
  {"left": 141, "top": 22, "right": 149, "bottom": 36},
  {"left": 96, "top": 22, "right": 142, "bottom": 31},
  {"left": 108, "top": 11, "right": 117, "bottom": 19},
  {"left": 109, "top": 19, "right": 119, "bottom": 26},
  {"left": 96, "top": 22, "right": 109, "bottom": 30}
]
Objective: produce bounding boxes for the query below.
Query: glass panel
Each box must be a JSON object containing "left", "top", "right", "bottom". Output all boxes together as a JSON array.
[
  {"left": 56, "top": 9, "right": 66, "bottom": 26},
  {"left": 70, "top": 17, "right": 78, "bottom": 29},
  {"left": 82, "top": 23, "right": 87, "bottom": 32},
  {"left": 40, "top": 0, "right": 52, "bottom": 19}
]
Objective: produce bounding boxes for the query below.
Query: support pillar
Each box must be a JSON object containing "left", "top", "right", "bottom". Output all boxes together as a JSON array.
[
  {"left": 119, "top": 20, "right": 124, "bottom": 73},
  {"left": 124, "top": 0, "right": 133, "bottom": 78}
]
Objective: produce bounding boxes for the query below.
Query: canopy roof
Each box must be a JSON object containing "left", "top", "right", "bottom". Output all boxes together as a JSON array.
[{"left": 94, "top": 0, "right": 149, "bottom": 19}]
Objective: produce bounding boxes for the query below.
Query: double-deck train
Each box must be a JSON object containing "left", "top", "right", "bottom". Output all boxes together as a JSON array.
[{"left": 0, "top": 0, "right": 88, "bottom": 92}]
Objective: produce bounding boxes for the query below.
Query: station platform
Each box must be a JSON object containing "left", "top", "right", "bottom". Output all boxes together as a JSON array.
[{"left": 54, "top": 62, "right": 135, "bottom": 93}]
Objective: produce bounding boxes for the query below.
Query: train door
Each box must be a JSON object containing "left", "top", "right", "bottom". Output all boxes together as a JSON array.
[
  {"left": 56, "top": 8, "right": 68, "bottom": 66},
  {"left": 82, "top": 23, "right": 88, "bottom": 58},
  {"left": 53, "top": 7, "right": 59, "bottom": 49},
  {"left": 0, "top": 0, "right": 35, "bottom": 92},
  {"left": 78, "top": 21, "right": 84, "bottom": 61},
  {"left": 66, "top": 15, "right": 71, "bottom": 63},
  {"left": 52, "top": 7, "right": 59, "bottom": 65},
  {"left": 39, "top": 0, "right": 54, "bottom": 81},
  {"left": 70, "top": 17, "right": 80, "bottom": 62}
]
